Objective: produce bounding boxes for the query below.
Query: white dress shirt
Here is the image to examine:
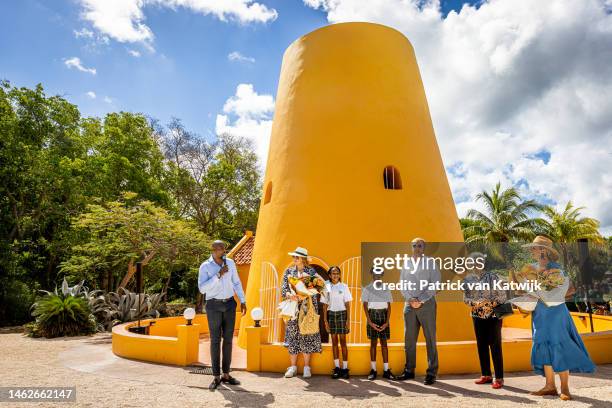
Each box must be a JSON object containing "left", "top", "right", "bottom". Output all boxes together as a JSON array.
[
  {"left": 198, "top": 256, "right": 245, "bottom": 303},
  {"left": 321, "top": 282, "right": 353, "bottom": 311},
  {"left": 361, "top": 281, "right": 392, "bottom": 309}
]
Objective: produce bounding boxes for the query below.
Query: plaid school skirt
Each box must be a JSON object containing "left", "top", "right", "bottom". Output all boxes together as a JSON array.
[
  {"left": 327, "top": 310, "right": 349, "bottom": 335},
  {"left": 367, "top": 308, "right": 390, "bottom": 340}
]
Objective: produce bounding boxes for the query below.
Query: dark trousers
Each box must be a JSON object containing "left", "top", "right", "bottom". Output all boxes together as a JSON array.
[
  {"left": 473, "top": 316, "right": 504, "bottom": 379},
  {"left": 205, "top": 298, "right": 237, "bottom": 376}
]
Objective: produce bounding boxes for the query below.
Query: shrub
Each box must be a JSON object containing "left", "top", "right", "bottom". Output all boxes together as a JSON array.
[{"left": 29, "top": 293, "right": 96, "bottom": 338}]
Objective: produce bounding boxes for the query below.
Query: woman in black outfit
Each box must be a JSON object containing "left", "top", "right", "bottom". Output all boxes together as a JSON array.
[{"left": 463, "top": 252, "right": 507, "bottom": 389}]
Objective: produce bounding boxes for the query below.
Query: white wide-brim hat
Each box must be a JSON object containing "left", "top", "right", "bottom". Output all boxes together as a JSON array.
[{"left": 288, "top": 246, "right": 308, "bottom": 258}]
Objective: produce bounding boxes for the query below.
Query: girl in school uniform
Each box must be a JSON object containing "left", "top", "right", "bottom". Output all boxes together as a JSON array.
[
  {"left": 361, "top": 268, "right": 396, "bottom": 380},
  {"left": 321, "top": 266, "right": 353, "bottom": 379}
]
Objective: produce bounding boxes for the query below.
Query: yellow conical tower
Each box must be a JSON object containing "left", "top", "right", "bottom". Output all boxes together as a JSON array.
[{"left": 238, "top": 22, "right": 473, "bottom": 348}]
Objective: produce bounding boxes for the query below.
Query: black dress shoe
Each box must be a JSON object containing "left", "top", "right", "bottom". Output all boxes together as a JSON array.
[
  {"left": 209, "top": 378, "right": 222, "bottom": 391},
  {"left": 396, "top": 369, "right": 415, "bottom": 381},
  {"left": 382, "top": 369, "right": 396, "bottom": 380},
  {"left": 341, "top": 368, "right": 350, "bottom": 379},
  {"left": 221, "top": 375, "right": 240, "bottom": 385},
  {"left": 367, "top": 369, "right": 377, "bottom": 380},
  {"left": 424, "top": 375, "right": 436, "bottom": 385},
  {"left": 331, "top": 367, "right": 341, "bottom": 379}
]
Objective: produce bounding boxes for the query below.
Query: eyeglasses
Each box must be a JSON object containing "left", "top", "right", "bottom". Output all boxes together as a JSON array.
[{"left": 411, "top": 243, "right": 424, "bottom": 248}]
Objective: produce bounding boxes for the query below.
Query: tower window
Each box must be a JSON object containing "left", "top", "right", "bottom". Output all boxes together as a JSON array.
[
  {"left": 383, "top": 166, "right": 402, "bottom": 190},
  {"left": 263, "top": 181, "right": 272, "bottom": 204}
]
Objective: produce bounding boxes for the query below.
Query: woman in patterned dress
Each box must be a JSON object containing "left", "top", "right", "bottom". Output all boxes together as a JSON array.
[
  {"left": 463, "top": 252, "right": 507, "bottom": 389},
  {"left": 282, "top": 247, "right": 323, "bottom": 378}
]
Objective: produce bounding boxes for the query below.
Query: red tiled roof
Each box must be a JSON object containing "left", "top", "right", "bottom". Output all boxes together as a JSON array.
[{"left": 232, "top": 235, "right": 255, "bottom": 265}]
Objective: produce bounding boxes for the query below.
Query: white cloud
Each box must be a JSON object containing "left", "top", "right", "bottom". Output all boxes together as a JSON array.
[
  {"left": 228, "top": 51, "right": 255, "bottom": 63},
  {"left": 128, "top": 49, "right": 141, "bottom": 57},
  {"left": 215, "top": 83, "right": 274, "bottom": 166},
  {"left": 74, "top": 27, "right": 94, "bottom": 38},
  {"left": 103, "top": 96, "right": 114, "bottom": 104},
  {"left": 63, "top": 57, "right": 97, "bottom": 75},
  {"left": 86, "top": 91, "right": 97, "bottom": 99},
  {"left": 303, "top": 0, "right": 612, "bottom": 232},
  {"left": 76, "top": 0, "right": 277, "bottom": 48}
]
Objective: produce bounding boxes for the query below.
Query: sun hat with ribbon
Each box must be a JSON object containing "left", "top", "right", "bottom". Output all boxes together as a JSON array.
[
  {"left": 522, "top": 236, "right": 560, "bottom": 260},
  {"left": 288, "top": 246, "right": 309, "bottom": 258}
]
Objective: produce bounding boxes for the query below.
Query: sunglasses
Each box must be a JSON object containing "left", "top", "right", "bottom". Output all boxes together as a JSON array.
[{"left": 411, "top": 243, "right": 424, "bottom": 248}]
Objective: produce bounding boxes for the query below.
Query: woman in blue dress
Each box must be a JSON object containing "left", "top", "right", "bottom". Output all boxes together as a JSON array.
[{"left": 522, "top": 236, "right": 595, "bottom": 401}]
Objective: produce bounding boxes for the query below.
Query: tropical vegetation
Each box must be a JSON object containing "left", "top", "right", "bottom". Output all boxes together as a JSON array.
[{"left": 0, "top": 80, "right": 260, "bottom": 326}]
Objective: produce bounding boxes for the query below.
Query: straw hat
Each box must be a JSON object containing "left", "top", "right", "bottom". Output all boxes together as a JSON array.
[
  {"left": 522, "top": 236, "right": 559, "bottom": 260},
  {"left": 288, "top": 246, "right": 308, "bottom": 258}
]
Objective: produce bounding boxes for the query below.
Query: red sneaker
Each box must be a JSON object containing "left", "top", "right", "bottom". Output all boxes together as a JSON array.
[
  {"left": 474, "top": 376, "right": 493, "bottom": 384},
  {"left": 492, "top": 379, "right": 504, "bottom": 389}
]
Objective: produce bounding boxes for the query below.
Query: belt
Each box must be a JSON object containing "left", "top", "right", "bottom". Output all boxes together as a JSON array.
[{"left": 207, "top": 297, "right": 234, "bottom": 303}]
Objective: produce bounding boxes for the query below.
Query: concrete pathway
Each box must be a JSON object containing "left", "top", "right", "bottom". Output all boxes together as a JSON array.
[{"left": 1, "top": 333, "right": 610, "bottom": 407}]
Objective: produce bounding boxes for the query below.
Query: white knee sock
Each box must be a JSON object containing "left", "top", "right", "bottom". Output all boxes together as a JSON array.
[{"left": 334, "top": 359, "right": 340, "bottom": 368}]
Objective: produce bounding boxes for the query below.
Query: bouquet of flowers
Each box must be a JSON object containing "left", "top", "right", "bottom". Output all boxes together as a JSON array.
[
  {"left": 288, "top": 276, "right": 326, "bottom": 299},
  {"left": 515, "top": 264, "right": 565, "bottom": 291},
  {"left": 510, "top": 264, "right": 567, "bottom": 312},
  {"left": 278, "top": 275, "right": 325, "bottom": 322}
]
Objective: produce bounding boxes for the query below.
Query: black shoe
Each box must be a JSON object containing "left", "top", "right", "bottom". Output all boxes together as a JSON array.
[
  {"left": 424, "top": 375, "right": 436, "bottom": 385},
  {"left": 331, "top": 367, "right": 341, "bottom": 379},
  {"left": 209, "top": 377, "right": 222, "bottom": 391},
  {"left": 367, "top": 369, "right": 377, "bottom": 380},
  {"left": 221, "top": 375, "right": 240, "bottom": 385},
  {"left": 396, "top": 369, "right": 415, "bottom": 381},
  {"left": 341, "top": 368, "right": 350, "bottom": 379},
  {"left": 382, "top": 369, "right": 396, "bottom": 380}
]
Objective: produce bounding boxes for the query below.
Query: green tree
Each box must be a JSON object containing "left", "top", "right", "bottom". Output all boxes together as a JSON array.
[
  {"left": 60, "top": 193, "right": 210, "bottom": 291},
  {"left": 462, "top": 182, "right": 541, "bottom": 258},
  {"left": 159, "top": 119, "right": 260, "bottom": 243},
  {"left": 536, "top": 201, "right": 604, "bottom": 267}
]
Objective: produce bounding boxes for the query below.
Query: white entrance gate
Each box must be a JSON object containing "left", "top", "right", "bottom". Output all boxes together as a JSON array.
[
  {"left": 339, "top": 256, "right": 365, "bottom": 343},
  {"left": 259, "top": 261, "right": 280, "bottom": 343}
]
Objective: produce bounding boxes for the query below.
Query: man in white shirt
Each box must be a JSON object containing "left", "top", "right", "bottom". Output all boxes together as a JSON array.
[
  {"left": 397, "top": 237, "right": 440, "bottom": 385},
  {"left": 198, "top": 240, "right": 247, "bottom": 391}
]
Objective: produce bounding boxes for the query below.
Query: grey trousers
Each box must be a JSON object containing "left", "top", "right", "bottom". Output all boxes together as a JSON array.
[
  {"left": 403, "top": 298, "right": 438, "bottom": 376},
  {"left": 205, "top": 298, "right": 237, "bottom": 376}
]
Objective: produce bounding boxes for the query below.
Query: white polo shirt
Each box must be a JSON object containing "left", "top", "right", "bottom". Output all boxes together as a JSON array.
[
  {"left": 321, "top": 282, "right": 353, "bottom": 312},
  {"left": 361, "top": 281, "right": 392, "bottom": 310}
]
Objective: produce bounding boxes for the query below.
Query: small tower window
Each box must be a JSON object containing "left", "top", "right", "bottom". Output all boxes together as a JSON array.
[
  {"left": 383, "top": 166, "right": 402, "bottom": 190},
  {"left": 263, "top": 181, "right": 272, "bottom": 204}
]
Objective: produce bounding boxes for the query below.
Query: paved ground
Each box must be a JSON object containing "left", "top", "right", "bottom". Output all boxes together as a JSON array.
[{"left": 0, "top": 332, "right": 610, "bottom": 407}]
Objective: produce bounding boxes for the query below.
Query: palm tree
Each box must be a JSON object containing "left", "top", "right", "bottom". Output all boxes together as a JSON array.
[
  {"left": 463, "top": 182, "right": 541, "bottom": 259},
  {"left": 536, "top": 201, "right": 604, "bottom": 267}
]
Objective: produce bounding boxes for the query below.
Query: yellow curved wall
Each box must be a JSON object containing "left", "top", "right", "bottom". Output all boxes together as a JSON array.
[{"left": 239, "top": 22, "right": 471, "bottom": 347}]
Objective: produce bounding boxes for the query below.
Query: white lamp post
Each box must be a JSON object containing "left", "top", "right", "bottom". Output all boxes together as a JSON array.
[
  {"left": 250, "top": 307, "right": 264, "bottom": 327},
  {"left": 183, "top": 307, "right": 196, "bottom": 326}
]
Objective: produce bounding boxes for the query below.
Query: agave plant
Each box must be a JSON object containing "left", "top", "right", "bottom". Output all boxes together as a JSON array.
[
  {"left": 29, "top": 293, "right": 97, "bottom": 338},
  {"left": 107, "top": 288, "right": 166, "bottom": 323}
]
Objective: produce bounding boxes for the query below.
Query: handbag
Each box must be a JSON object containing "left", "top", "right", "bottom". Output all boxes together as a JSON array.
[
  {"left": 492, "top": 302, "right": 514, "bottom": 319},
  {"left": 298, "top": 296, "right": 320, "bottom": 335},
  {"left": 489, "top": 273, "right": 514, "bottom": 319}
]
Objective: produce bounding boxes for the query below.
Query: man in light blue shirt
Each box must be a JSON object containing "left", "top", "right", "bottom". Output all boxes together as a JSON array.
[{"left": 198, "top": 240, "right": 246, "bottom": 391}]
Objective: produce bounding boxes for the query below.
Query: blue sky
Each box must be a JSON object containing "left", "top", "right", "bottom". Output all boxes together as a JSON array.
[
  {"left": 0, "top": 0, "right": 477, "bottom": 138},
  {"left": 1, "top": 0, "right": 610, "bottom": 233}
]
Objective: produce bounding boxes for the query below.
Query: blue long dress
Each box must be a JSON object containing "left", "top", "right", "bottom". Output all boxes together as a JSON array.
[{"left": 531, "top": 262, "right": 595, "bottom": 375}]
